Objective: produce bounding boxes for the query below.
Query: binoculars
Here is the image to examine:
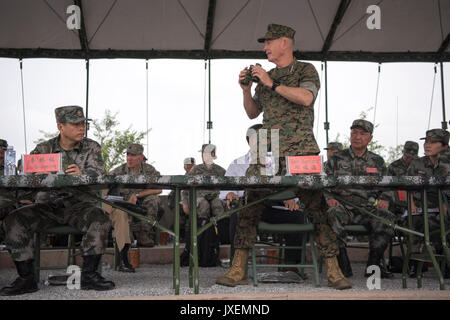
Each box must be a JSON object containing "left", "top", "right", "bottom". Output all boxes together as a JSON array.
[{"left": 240, "top": 63, "right": 262, "bottom": 85}]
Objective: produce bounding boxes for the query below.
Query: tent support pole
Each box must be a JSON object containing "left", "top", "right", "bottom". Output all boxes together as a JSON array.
[
  {"left": 324, "top": 60, "right": 329, "bottom": 144},
  {"left": 440, "top": 62, "right": 448, "bottom": 130},
  {"left": 207, "top": 59, "right": 212, "bottom": 144},
  {"left": 85, "top": 59, "right": 90, "bottom": 136}
]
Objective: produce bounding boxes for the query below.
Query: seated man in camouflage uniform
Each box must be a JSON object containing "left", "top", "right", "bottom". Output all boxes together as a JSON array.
[
  {"left": 325, "top": 119, "right": 395, "bottom": 279},
  {"left": 387, "top": 141, "right": 419, "bottom": 217},
  {"left": 0, "top": 106, "right": 114, "bottom": 296},
  {"left": 180, "top": 144, "right": 225, "bottom": 265},
  {"left": 407, "top": 129, "right": 450, "bottom": 278},
  {"left": 323, "top": 142, "right": 343, "bottom": 167},
  {"left": 109, "top": 143, "right": 162, "bottom": 249}
]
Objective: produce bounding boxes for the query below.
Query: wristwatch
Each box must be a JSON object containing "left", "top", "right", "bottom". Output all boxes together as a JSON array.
[{"left": 271, "top": 80, "right": 280, "bottom": 91}]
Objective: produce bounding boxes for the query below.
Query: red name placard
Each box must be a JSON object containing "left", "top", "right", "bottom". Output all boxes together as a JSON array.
[
  {"left": 398, "top": 190, "right": 407, "bottom": 202},
  {"left": 23, "top": 154, "right": 61, "bottom": 173},
  {"left": 287, "top": 156, "right": 322, "bottom": 174}
]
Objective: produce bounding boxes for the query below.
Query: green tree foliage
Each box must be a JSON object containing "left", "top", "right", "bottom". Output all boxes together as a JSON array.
[
  {"left": 34, "top": 110, "right": 149, "bottom": 172},
  {"left": 91, "top": 110, "right": 149, "bottom": 172}
]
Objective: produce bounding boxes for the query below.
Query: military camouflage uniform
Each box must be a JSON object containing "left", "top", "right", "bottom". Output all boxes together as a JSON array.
[
  {"left": 182, "top": 163, "right": 226, "bottom": 219},
  {"left": 1, "top": 136, "right": 111, "bottom": 261},
  {"left": 325, "top": 147, "right": 395, "bottom": 254},
  {"left": 407, "top": 138, "right": 450, "bottom": 253},
  {"left": 234, "top": 59, "right": 341, "bottom": 259},
  {"left": 109, "top": 161, "right": 161, "bottom": 241}
]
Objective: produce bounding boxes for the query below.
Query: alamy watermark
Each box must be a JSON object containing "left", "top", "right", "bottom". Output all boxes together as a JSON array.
[
  {"left": 66, "top": 5, "right": 81, "bottom": 30},
  {"left": 366, "top": 265, "right": 381, "bottom": 290},
  {"left": 66, "top": 265, "right": 81, "bottom": 290},
  {"left": 366, "top": 5, "right": 381, "bottom": 30}
]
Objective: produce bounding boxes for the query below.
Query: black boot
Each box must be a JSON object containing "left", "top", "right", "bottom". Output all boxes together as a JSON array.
[
  {"left": 0, "top": 260, "right": 39, "bottom": 296},
  {"left": 337, "top": 246, "right": 353, "bottom": 278},
  {"left": 365, "top": 250, "right": 394, "bottom": 279},
  {"left": 81, "top": 255, "right": 115, "bottom": 291},
  {"left": 408, "top": 258, "right": 428, "bottom": 278},
  {"left": 118, "top": 244, "right": 135, "bottom": 273}
]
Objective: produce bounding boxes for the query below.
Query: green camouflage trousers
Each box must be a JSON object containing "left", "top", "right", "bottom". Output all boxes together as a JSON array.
[
  {"left": 327, "top": 204, "right": 395, "bottom": 253},
  {"left": 409, "top": 214, "right": 450, "bottom": 253},
  {"left": 2, "top": 200, "right": 111, "bottom": 261},
  {"left": 132, "top": 195, "right": 159, "bottom": 236},
  {"left": 234, "top": 159, "right": 339, "bottom": 259},
  {"left": 195, "top": 197, "right": 224, "bottom": 220}
]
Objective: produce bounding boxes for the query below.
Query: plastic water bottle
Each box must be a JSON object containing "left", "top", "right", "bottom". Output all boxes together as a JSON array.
[{"left": 4, "top": 146, "right": 16, "bottom": 175}]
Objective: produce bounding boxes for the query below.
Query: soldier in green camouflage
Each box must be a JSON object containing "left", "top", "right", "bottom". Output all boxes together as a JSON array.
[
  {"left": 325, "top": 119, "right": 395, "bottom": 279},
  {"left": 216, "top": 24, "right": 351, "bottom": 290},
  {"left": 182, "top": 144, "right": 226, "bottom": 220},
  {"left": 180, "top": 145, "right": 225, "bottom": 266},
  {"left": 407, "top": 128, "right": 450, "bottom": 278},
  {"left": 387, "top": 141, "right": 419, "bottom": 218},
  {"left": 324, "top": 142, "right": 344, "bottom": 168},
  {"left": 109, "top": 143, "right": 162, "bottom": 248},
  {"left": 0, "top": 106, "right": 115, "bottom": 296}
]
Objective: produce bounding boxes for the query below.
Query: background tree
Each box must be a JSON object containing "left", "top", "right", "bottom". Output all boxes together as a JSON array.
[{"left": 34, "top": 109, "right": 150, "bottom": 172}]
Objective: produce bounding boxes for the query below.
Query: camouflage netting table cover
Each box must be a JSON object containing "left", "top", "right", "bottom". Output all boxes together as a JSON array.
[{"left": 0, "top": 174, "right": 449, "bottom": 191}]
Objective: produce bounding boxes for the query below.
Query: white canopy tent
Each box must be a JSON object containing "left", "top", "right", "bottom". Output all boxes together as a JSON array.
[{"left": 0, "top": 0, "right": 449, "bottom": 145}]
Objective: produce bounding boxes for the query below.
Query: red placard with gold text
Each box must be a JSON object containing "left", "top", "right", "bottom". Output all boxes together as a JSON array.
[
  {"left": 287, "top": 156, "right": 322, "bottom": 174},
  {"left": 23, "top": 154, "right": 61, "bottom": 173}
]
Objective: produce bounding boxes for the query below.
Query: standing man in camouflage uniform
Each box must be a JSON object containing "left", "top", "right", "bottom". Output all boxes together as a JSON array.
[
  {"left": 325, "top": 119, "right": 395, "bottom": 279},
  {"left": 0, "top": 106, "right": 114, "bottom": 296},
  {"left": 109, "top": 143, "right": 162, "bottom": 248},
  {"left": 216, "top": 24, "right": 351, "bottom": 290},
  {"left": 407, "top": 129, "right": 450, "bottom": 278}
]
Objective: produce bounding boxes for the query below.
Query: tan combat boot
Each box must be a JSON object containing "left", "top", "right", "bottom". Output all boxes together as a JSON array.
[
  {"left": 137, "top": 232, "right": 155, "bottom": 247},
  {"left": 215, "top": 249, "right": 249, "bottom": 287},
  {"left": 325, "top": 256, "right": 352, "bottom": 290}
]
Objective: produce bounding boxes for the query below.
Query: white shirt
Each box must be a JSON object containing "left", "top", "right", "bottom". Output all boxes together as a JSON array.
[{"left": 219, "top": 151, "right": 251, "bottom": 200}]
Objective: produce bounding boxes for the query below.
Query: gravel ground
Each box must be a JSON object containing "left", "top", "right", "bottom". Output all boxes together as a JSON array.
[{"left": 0, "top": 263, "right": 449, "bottom": 300}]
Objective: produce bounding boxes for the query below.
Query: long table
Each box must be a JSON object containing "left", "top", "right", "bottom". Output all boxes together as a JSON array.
[{"left": 1, "top": 174, "right": 449, "bottom": 293}]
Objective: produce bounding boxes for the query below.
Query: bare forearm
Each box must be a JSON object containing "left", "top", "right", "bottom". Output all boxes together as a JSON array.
[
  {"left": 137, "top": 189, "right": 162, "bottom": 197},
  {"left": 243, "top": 90, "right": 261, "bottom": 119},
  {"left": 273, "top": 85, "right": 314, "bottom": 107}
]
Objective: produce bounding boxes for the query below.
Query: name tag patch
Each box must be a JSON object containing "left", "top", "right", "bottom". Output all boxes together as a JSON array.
[{"left": 366, "top": 167, "right": 378, "bottom": 173}]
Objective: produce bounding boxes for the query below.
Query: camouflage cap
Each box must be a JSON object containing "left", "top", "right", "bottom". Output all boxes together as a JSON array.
[
  {"left": 55, "top": 105, "right": 86, "bottom": 124},
  {"left": 324, "top": 142, "right": 343, "bottom": 151},
  {"left": 199, "top": 144, "right": 217, "bottom": 159},
  {"left": 183, "top": 157, "right": 196, "bottom": 165},
  {"left": 403, "top": 141, "right": 419, "bottom": 159},
  {"left": 257, "top": 24, "right": 296, "bottom": 43},
  {"left": 350, "top": 119, "right": 374, "bottom": 134},
  {"left": 126, "top": 143, "right": 144, "bottom": 155},
  {"left": 420, "top": 129, "right": 450, "bottom": 145},
  {"left": 0, "top": 139, "right": 7, "bottom": 150}
]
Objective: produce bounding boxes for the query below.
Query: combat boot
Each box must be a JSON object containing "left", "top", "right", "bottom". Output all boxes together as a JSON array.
[
  {"left": 0, "top": 260, "right": 39, "bottom": 296},
  {"left": 118, "top": 244, "right": 135, "bottom": 273},
  {"left": 337, "top": 246, "right": 353, "bottom": 278},
  {"left": 137, "top": 232, "right": 155, "bottom": 247},
  {"left": 81, "top": 255, "right": 115, "bottom": 291},
  {"left": 364, "top": 249, "right": 393, "bottom": 279},
  {"left": 325, "top": 256, "right": 352, "bottom": 290},
  {"left": 216, "top": 249, "right": 248, "bottom": 287}
]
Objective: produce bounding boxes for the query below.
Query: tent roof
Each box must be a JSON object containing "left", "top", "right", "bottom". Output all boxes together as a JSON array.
[{"left": 0, "top": 0, "right": 449, "bottom": 62}]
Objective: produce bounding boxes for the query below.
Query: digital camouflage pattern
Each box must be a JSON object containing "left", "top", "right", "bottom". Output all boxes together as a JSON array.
[
  {"left": 109, "top": 162, "right": 161, "bottom": 237},
  {"left": 1, "top": 136, "right": 111, "bottom": 261},
  {"left": 182, "top": 163, "right": 226, "bottom": 219},
  {"left": 253, "top": 59, "right": 320, "bottom": 156},
  {"left": 257, "top": 23, "right": 296, "bottom": 43},
  {"left": 403, "top": 141, "right": 419, "bottom": 159},
  {"left": 420, "top": 128, "right": 449, "bottom": 145},
  {"left": 235, "top": 158, "right": 339, "bottom": 258},
  {"left": 387, "top": 157, "right": 410, "bottom": 213},
  {"left": 324, "top": 142, "right": 343, "bottom": 151},
  {"left": 406, "top": 147, "right": 450, "bottom": 252},
  {"left": 54, "top": 105, "right": 86, "bottom": 124},
  {"left": 350, "top": 119, "right": 374, "bottom": 134},
  {"left": 325, "top": 147, "right": 395, "bottom": 251},
  {"left": 407, "top": 147, "right": 450, "bottom": 208}
]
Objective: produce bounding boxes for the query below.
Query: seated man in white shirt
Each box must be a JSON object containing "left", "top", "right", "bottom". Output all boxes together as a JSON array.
[{"left": 219, "top": 124, "right": 306, "bottom": 271}]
